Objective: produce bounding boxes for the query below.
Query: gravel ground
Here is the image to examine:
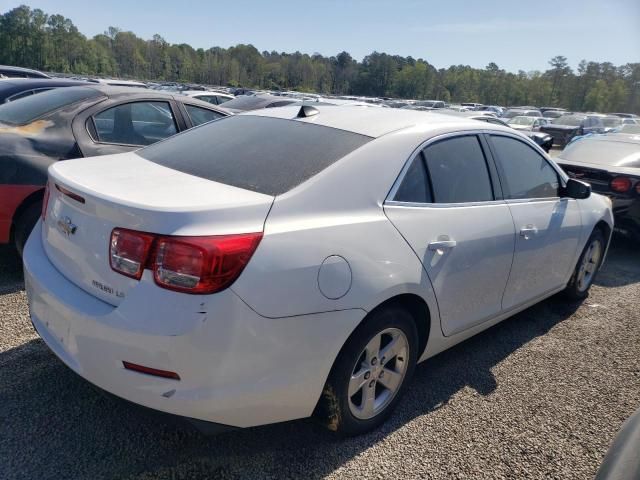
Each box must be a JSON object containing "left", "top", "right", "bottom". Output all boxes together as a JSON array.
[{"left": 1, "top": 238, "right": 639, "bottom": 480}]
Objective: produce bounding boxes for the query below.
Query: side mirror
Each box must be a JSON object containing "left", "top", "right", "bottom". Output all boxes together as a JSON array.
[{"left": 563, "top": 178, "right": 591, "bottom": 199}]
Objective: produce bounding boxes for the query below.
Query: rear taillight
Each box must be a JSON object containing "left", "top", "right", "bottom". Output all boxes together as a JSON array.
[
  {"left": 109, "top": 229, "right": 262, "bottom": 294},
  {"left": 41, "top": 183, "right": 50, "bottom": 221},
  {"left": 610, "top": 176, "right": 632, "bottom": 193},
  {"left": 110, "top": 228, "right": 155, "bottom": 280}
]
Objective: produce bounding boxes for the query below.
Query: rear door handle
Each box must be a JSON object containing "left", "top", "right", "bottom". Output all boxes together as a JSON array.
[
  {"left": 428, "top": 240, "right": 457, "bottom": 251},
  {"left": 520, "top": 226, "right": 538, "bottom": 239}
]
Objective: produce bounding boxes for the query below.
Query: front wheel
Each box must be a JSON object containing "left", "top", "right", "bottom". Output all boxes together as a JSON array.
[
  {"left": 564, "top": 229, "right": 605, "bottom": 300},
  {"left": 316, "top": 306, "right": 418, "bottom": 436}
]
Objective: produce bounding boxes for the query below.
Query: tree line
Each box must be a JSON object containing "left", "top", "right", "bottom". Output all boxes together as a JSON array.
[{"left": 1, "top": 5, "right": 639, "bottom": 113}]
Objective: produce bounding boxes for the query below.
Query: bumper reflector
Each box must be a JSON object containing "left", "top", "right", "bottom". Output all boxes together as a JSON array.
[{"left": 122, "top": 361, "right": 180, "bottom": 380}]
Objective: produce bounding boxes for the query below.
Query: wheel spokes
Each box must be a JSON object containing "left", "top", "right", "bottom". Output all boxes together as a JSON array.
[{"left": 378, "top": 367, "right": 402, "bottom": 391}]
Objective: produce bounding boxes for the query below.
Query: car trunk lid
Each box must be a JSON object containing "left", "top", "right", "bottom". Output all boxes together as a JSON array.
[{"left": 42, "top": 152, "right": 274, "bottom": 306}]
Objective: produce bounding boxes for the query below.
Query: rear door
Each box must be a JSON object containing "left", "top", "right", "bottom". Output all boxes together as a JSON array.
[
  {"left": 73, "top": 99, "right": 185, "bottom": 157},
  {"left": 384, "top": 133, "right": 516, "bottom": 336},
  {"left": 487, "top": 134, "right": 582, "bottom": 310}
]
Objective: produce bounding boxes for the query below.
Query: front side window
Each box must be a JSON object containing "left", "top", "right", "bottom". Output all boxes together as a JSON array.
[
  {"left": 422, "top": 135, "right": 494, "bottom": 204},
  {"left": 184, "top": 104, "right": 224, "bottom": 126},
  {"left": 490, "top": 135, "right": 560, "bottom": 199},
  {"left": 93, "top": 101, "right": 177, "bottom": 146}
]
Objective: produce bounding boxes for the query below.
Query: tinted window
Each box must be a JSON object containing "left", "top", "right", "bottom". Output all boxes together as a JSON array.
[
  {"left": 394, "top": 154, "right": 432, "bottom": 203},
  {"left": 184, "top": 104, "right": 224, "bottom": 126},
  {"left": 93, "top": 101, "right": 177, "bottom": 146},
  {"left": 423, "top": 136, "right": 494, "bottom": 203},
  {"left": 491, "top": 135, "right": 560, "bottom": 199},
  {"left": 216, "top": 95, "right": 231, "bottom": 104},
  {"left": 0, "top": 86, "right": 100, "bottom": 125},
  {"left": 138, "top": 116, "right": 372, "bottom": 196}
]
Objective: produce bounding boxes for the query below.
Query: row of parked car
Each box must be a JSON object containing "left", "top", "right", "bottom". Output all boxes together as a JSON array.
[{"left": 1, "top": 70, "right": 639, "bottom": 256}]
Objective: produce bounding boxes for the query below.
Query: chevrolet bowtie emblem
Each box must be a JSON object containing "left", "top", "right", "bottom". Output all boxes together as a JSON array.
[{"left": 57, "top": 216, "right": 77, "bottom": 236}]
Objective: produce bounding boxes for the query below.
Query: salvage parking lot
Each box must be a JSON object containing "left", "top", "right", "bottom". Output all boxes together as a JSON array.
[{"left": 1, "top": 239, "right": 639, "bottom": 480}]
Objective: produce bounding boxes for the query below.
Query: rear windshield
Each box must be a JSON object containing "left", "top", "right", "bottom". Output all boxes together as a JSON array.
[
  {"left": 138, "top": 115, "right": 372, "bottom": 195},
  {"left": 560, "top": 138, "right": 640, "bottom": 168},
  {"left": 0, "top": 86, "right": 101, "bottom": 125},
  {"left": 219, "top": 95, "right": 277, "bottom": 112}
]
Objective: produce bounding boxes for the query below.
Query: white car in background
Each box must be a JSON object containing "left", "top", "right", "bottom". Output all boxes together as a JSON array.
[
  {"left": 24, "top": 106, "right": 613, "bottom": 436},
  {"left": 180, "top": 90, "right": 234, "bottom": 105}
]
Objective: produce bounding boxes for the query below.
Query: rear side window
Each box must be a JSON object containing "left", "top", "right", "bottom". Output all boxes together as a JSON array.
[
  {"left": 138, "top": 115, "right": 372, "bottom": 196},
  {"left": 490, "top": 135, "right": 560, "bottom": 199},
  {"left": 93, "top": 101, "right": 177, "bottom": 146},
  {"left": 423, "top": 135, "right": 494, "bottom": 203},
  {"left": 184, "top": 105, "right": 224, "bottom": 126},
  {"left": 0, "top": 86, "right": 100, "bottom": 125},
  {"left": 394, "top": 154, "right": 432, "bottom": 203}
]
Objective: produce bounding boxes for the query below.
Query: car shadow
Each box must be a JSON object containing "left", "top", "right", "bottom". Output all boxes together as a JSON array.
[
  {"left": 1, "top": 292, "right": 582, "bottom": 479},
  {"left": 595, "top": 234, "right": 640, "bottom": 288}
]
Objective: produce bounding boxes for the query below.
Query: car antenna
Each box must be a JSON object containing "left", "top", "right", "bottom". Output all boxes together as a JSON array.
[{"left": 297, "top": 105, "right": 319, "bottom": 118}]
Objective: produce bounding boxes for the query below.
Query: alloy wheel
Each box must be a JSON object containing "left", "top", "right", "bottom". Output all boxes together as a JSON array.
[{"left": 348, "top": 327, "right": 409, "bottom": 420}]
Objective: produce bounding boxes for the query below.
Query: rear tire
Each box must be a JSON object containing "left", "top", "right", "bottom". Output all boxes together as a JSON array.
[
  {"left": 14, "top": 202, "right": 41, "bottom": 257},
  {"left": 316, "top": 305, "right": 418, "bottom": 436},
  {"left": 564, "top": 229, "right": 605, "bottom": 300}
]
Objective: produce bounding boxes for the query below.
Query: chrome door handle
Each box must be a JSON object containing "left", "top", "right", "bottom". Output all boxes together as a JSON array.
[
  {"left": 520, "top": 226, "right": 538, "bottom": 239},
  {"left": 428, "top": 240, "right": 457, "bottom": 251}
]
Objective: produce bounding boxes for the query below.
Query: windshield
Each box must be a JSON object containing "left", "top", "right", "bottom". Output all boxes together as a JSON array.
[
  {"left": 0, "top": 86, "right": 101, "bottom": 125},
  {"left": 508, "top": 116, "right": 535, "bottom": 126},
  {"left": 139, "top": 115, "right": 372, "bottom": 196},
  {"left": 552, "top": 115, "right": 585, "bottom": 126}
]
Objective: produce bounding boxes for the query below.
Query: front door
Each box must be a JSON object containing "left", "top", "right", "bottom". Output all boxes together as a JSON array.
[{"left": 487, "top": 134, "right": 582, "bottom": 310}]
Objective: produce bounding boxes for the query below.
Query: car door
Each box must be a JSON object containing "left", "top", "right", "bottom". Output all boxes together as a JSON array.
[
  {"left": 487, "top": 133, "right": 582, "bottom": 310},
  {"left": 384, "top": 133, "right": 516, "bottom": 336}
]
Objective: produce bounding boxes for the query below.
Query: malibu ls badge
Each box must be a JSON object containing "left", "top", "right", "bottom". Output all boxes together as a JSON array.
[{"left": 57, "top": 216, "right": 77, "bottom": 236}]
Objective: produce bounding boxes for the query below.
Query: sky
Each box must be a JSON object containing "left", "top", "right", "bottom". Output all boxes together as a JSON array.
[{"left": 2, "top": 0, "right": 639, "bottom": 72}]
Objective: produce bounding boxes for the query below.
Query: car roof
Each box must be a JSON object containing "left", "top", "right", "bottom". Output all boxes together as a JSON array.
[
  {"left": 243, "top": 104, "right": 498, "bottom": 138},
  {"left": 0, "top": 65, "right": 51, "bottom": 78},
  {"left": 0, "top": 78, "right": 89, "bottom": 91}
]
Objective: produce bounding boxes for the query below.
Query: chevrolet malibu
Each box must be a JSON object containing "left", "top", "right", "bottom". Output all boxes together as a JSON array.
[{"left": 24, "top": 106, "right": 613, "bottom": 436}]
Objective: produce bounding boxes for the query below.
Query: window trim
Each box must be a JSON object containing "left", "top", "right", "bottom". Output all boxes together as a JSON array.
[
  {"left": 484, "top": 132, "right": 569, "bottom": 204},
  {"left": 385, "top": 130, "right": 504, "bottom": 208},
  {"left": 86, "top": 99, "right": 180, "bottom": 147}
]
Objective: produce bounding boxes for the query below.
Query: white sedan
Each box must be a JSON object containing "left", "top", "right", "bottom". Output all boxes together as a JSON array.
[{"left": 24, "top": 106, "right": 613, "bottom": 436}]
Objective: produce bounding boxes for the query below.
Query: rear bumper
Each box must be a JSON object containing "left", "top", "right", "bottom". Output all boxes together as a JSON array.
[{"left": 24, "top": 221, "right": 364, "bottom": 428}]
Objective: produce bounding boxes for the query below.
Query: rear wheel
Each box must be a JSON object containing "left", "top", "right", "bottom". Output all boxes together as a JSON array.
[
  {"left": 564, "top": 229, "right": 605, "bottom": 300},
  {"left": 14, "top": 202, "right": 41, "bottom": 257},
  {"left": 316, "top": 305, "right": 418, "bottom": 436}
]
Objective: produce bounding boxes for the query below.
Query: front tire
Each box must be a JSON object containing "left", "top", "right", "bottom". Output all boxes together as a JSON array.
[
  {"left": 316, "top": 305, "right": 418, "bottom": 436},
  {"left": 564, "top": 229, "right": 605, "bottom": 300}
]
